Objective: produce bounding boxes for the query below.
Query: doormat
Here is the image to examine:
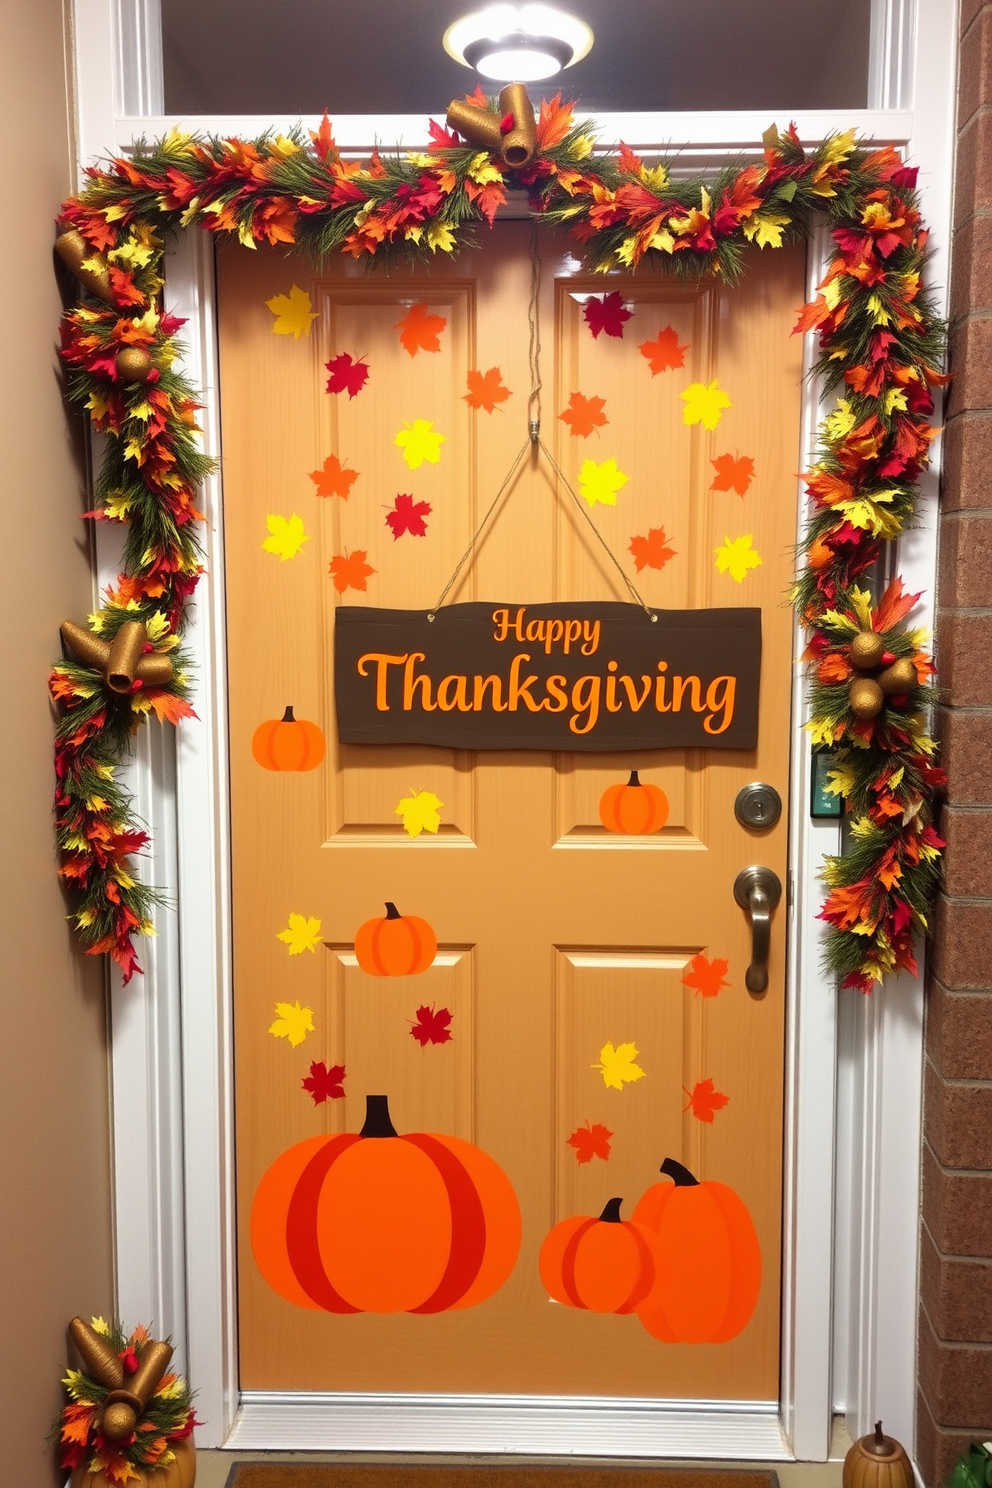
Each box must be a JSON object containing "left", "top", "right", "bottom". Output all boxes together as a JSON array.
[{"left": 224, "top": 1466, "right": 779, "bottom": 1488}]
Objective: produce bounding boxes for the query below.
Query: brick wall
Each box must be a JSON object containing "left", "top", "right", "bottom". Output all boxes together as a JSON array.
[{"left": 916, "top": 2, "right": 992, "bottom": 1483}]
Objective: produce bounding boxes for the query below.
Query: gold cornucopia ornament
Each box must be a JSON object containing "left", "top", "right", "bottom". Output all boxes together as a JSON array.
[
  {"left": 57, "top": 1317, "right": 197, "bottom": 1487},
  {"left": 846, "top": 629, "right": 918, "bottom": 720}
]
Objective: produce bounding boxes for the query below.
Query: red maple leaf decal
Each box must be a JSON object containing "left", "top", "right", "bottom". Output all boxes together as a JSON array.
[
  {"left": 583, "top": 291, "right": 632, "bottom": 340},
  {"left": 328, "top": 549, "right": 375, "bottom": 593},
  {"left": 395, "top": 302, "right": 447, "bottom": 357},
  {"left": 683, "top": 1077, "right": 730, "bottom": 1123},
  {"left": 559, "top": 391, "right": 608, "bottom": 437},
  {"left": 710, "top": 453, "right": 755, "bottom": 497},
  {"left": 681, "top": 952, "right": 731, "bottom": 998},
  {"left": 639, "top": 326, "right": 689, "bottom": 374},
  {"left": 302, "top": 1061, "right": 346, "bottom": 1104},
  {"left": 464, "top": 367, "right": 511, "bottom": 413},
  {"left": 629, "top": 527, "right": 676, "bottom": 573},
  {"left": 409, "top": 1004, "right": 452, "bottom": 1046},
  {"left": 566, "top": 1121, "right": 614, "bottom": 1164},
  {"left": 385, "top": 493, "right": 432, "bottom": 539},
  {"left": 309, "top": 453, "right": 359, "bottom": 499},
  {"left": 325, "top": 352, "right": 370, "bottom": 398}
]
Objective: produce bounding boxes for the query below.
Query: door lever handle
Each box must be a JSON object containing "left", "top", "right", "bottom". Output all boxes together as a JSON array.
[{"left": 733, "top": 866, "right": 782, "bottom": 995}]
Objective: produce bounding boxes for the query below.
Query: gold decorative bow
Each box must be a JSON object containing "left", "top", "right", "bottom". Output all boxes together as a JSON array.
[
  {"left": 446, "top": 83, "right": 538, "bottom": 168},
  {"left": 60, "top": 619, "right": 174, "bottom": 694}
]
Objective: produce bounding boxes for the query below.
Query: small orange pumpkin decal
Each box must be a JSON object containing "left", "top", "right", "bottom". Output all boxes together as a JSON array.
[
  {"left": 538, "top": 1196, "right": 657, "bottom": 1314},
  {"left": 598, "top": 770, "right": 669, "bottom": 835},
  {"left": 633, "top": 1157, "right": 761, "bottom": 1343},
  {"left": 354, "top": 902, "right": 437, "bottom": 976},
  {"left": 252, "top": 706, "right": 326, "bottom": 771},
  {"left": 251, "top": 1094, "right": 521, "bottom": 1313}
]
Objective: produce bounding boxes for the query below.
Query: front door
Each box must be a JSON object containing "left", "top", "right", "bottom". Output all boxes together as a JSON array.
[{"left": 218, "top": 224, "right": 804, "bottom": 1401}]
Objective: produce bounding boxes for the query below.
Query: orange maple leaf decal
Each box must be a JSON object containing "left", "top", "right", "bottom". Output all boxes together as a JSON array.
[
  {"left": 559, "top": 391, "right": 608, "bottom": 438},
  {"left": 681, "top": 952, "right": 731, "bottom": 998},
  {"left": 566, "top": 1121, "right": 614, "bottom": 1164},
  {"left": 395, "top": 302, "right": 447, "bottom": 357},
  {"left": 640, "top": 326, "right": 689, "bottom": 374},
  {"left": 309, "top": 453, "right": 359, "bottom": 499},
  {"left": 710, "top": 452, "right": 755, "bottom": 497},
  {"left": 329, "top": 549, "right": 376, "bottom": 593},
  {"left": 464, "top": 367, "right": 511, "bottom": 413},
  {"left": 629, "top": 527, "right": 676, "bottom": 573},
  {"left": 683, "top": 1077, "right": 730, "bottom": 1123}
]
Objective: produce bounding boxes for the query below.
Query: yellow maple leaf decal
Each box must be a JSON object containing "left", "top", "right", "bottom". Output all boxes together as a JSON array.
[
  {"left": 592, "top": 1040, "right": 646, "bottom": 1091},
  {"left": 265, "top": 284, "right": 318, "bottom": 339},
  {"left": 579, "top": 456, "right": 629, "bottom": 508},
  {"left": 262, "top": 513, "right": 309, "bottom": 561},
  {"left": 268, "top": 1000, "right": 315, "bottom": 1048},
  {"left": 394, "top": 419, "right": 447, "bottom": 469},
  {"left": 715, "top": 533, "right": 763, "bottom": 583},
  {"left": 680, "top": 379, "right": 732, "bottom": 430},
  {"left": 276, "top": 912, "right": 322, "bottom": 954},
  {"left": 395, "top": 789, "right": 444, "bottom": 837}
]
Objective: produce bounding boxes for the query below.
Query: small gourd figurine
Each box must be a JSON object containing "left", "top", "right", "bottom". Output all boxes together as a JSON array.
[{"left": 842, "top": 1421, "right": 914, "bottom": 1488}]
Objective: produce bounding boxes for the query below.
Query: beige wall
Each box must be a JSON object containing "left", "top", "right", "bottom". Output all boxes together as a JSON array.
[{"left": 0, "top": 0, "right": 115, "bottom": 1483}]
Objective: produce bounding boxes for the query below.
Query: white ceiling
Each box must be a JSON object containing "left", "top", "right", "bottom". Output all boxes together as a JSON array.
[{"left": 161, "top": 0, "right": 871, "bottom": 117}]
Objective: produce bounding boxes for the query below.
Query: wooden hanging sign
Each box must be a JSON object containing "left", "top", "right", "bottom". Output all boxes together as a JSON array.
[{"left": 334, "top": 602, "right": 761, "bottom": 752}]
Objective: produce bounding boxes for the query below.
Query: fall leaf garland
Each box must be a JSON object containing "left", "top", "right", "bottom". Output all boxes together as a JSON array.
[{"left": 53, "top": 102, "right": 944, "bottom": 993}]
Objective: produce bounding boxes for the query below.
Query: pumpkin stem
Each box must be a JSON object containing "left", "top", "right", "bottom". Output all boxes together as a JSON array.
[
  {"left": 282, "top": 705, "right": 296, "bottom": 722},
  {"left": 598, "top": 1197, "right": 624, "bottom": 1223},
  {"left": 660, "top": 1156, "right": 699, "bottom": 1187},
  {"left": 865, "top": 1422, "right": 892, "bottom": 1455},
  {"left": 384, "top": 902, "right": 401, "bottom": 920},
  {"left": 361, "top": 1094, "right": 398, "bottom": 1138},
  {"left": 628, "top": 770, "right": 641, "bottom": 787}
]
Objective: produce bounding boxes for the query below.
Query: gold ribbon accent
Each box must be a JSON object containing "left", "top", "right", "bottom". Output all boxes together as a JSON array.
[
  {"left": 446, "top": 83, "right": 538, "bottom": 168},
  {"left": 55, "top": 230, "right": 113, "bottom": 304},
  {"left": 61, "top": 619, "right": 174, "bottom": 693}
]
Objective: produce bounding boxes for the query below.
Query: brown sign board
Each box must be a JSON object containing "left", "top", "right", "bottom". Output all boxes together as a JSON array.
[{"left": 334, "top": 601, "right": 761, "bottom": 752}]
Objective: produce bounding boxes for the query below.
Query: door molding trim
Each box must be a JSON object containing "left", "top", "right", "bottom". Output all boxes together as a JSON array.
[{"left": 72, "top": 0, "right": 957, "bottom": 1460}]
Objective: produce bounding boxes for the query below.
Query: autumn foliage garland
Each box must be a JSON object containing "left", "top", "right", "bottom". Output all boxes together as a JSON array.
[{"left": 53, "top": 93, "right": 945, "bottom": 991}]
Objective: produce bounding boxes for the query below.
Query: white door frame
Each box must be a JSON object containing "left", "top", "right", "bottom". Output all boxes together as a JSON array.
[{"left": 69, "top": 0, "right": 958, "bottom": 1460}]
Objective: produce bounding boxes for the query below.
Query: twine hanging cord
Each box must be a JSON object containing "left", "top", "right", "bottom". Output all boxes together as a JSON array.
[{"left": 429, "top": 224, "right": 656, "bottom": 623}]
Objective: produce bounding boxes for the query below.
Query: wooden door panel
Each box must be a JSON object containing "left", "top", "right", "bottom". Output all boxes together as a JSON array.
[
  {"left": 326, "top": 946, "right": 475, "bottom": 1139},
  {"left": 555, "top": 754, "right": 694, "bottom": 841},
  {"left": 219, "top": 224, "right": 804, "bottom": 1402}
]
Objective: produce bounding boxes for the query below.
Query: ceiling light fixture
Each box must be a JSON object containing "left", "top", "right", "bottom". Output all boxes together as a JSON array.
[{"left": 443, "top": 4, "right": 593, "bottom": 83}]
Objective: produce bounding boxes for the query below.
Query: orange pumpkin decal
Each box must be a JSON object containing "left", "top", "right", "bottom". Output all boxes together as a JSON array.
[
  {"left": 598, "top": 770, "right": 669, "bottom": 835},
  {"left": 354, "top": 901, "right": 437, "bottom": 976},
  {"left": 633, "top": 1157, "right": 761, "bottom": 1343},
  {"left": 252, "top": 706, "right": 326, "bottom": 771},
  {"left": 251, "top": 1094, "right": 521, "bottom": 1314},
  {"left": 538, "top": 1196, "right": 657, "bottom": 1314}
]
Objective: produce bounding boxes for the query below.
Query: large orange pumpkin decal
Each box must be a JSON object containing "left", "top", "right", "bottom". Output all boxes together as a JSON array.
[
  {"left": 252, "top": 706, "right": 326, "bottom": 771},
  {"left": 354, "top": 902, "right": 437, "bottom": 976},
  {"left": 538, "top": 1197, "right": 657, "bottom": 1314},
  {"left": 251, "top": 1094, "right": 521, "bottom": 1313},
  {"left": 598, "top": 770, "right": 669, "bottom": 835},
  {"left": 632, "top": 1157, "right": 761, "bottom": 1343}
]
